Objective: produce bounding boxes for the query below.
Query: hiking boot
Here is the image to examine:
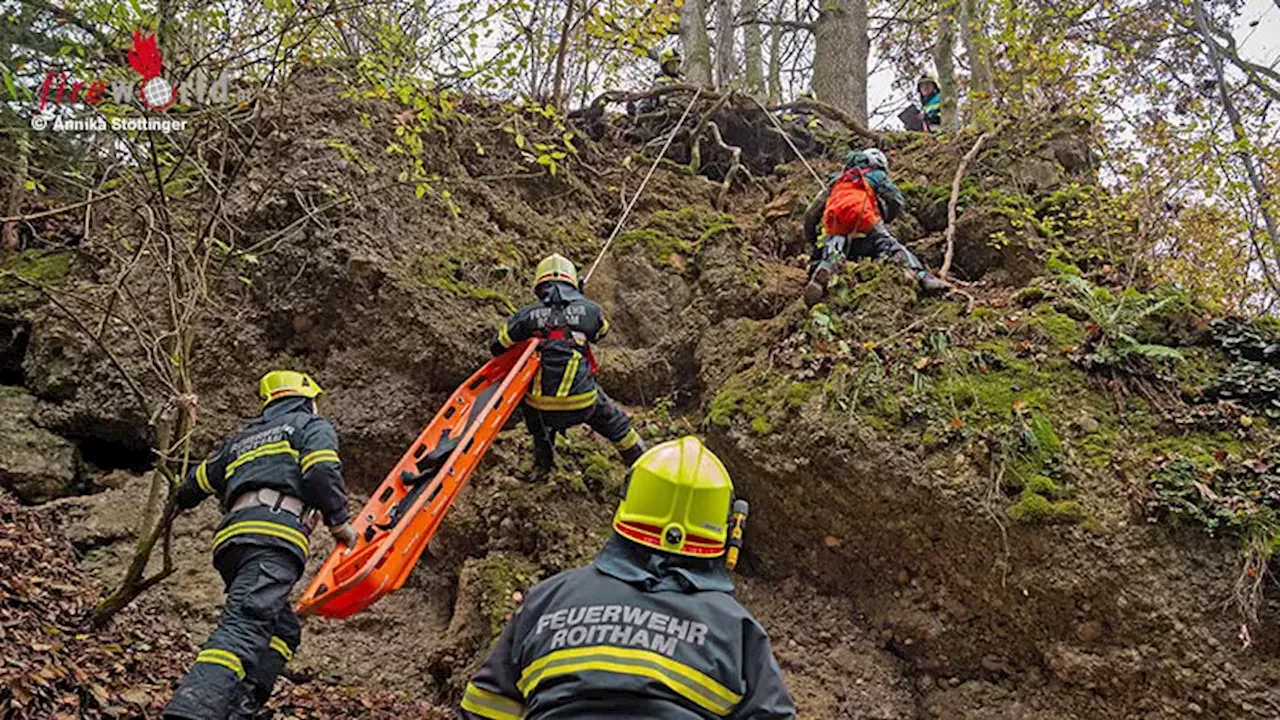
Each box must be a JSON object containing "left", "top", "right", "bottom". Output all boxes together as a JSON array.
[
  {"left": 916, "top": 271, "right": 951, "bottom": 295},
  {"left": 805, "top": 262, "right": 833, "bottom": 307}
]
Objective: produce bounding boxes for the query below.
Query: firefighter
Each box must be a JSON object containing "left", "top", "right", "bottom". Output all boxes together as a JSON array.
[
  {"left": 633, "top": 48, "right": 683, "bottom": 115},
  {"left": 802, "top": 148, "right": 950, "bottom": 305},
  {"left": 163, "top": 371, "right": 356, "bottom": 720},
  {"left": 460, "top": 436, "right": 796, "bottom": 719},
  {"left": 492, "top": 254, "right": 646, "bottom": 480}
]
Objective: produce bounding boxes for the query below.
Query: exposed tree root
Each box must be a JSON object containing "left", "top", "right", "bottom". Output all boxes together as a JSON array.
[{"left": 941, "top": 132, "right": 992, "bottom": 279}]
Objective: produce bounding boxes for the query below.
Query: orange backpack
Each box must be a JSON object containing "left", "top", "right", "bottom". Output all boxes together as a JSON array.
[{"left": 822, "top": 168, "right": 882, "bottom": 236}]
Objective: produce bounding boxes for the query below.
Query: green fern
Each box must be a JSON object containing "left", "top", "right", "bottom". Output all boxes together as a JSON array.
[{"left": 1060, "top": 274, "right": 1183, "bottom": 369}]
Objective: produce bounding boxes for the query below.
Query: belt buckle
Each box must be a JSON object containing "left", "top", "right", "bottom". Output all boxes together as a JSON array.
[{"left": 263, "top": 489, "right": 285, "bottom": 514}]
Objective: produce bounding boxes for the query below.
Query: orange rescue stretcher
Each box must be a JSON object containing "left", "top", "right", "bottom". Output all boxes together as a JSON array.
[{"left": 296, "top": 340, "right": 540, "bottom": 618}]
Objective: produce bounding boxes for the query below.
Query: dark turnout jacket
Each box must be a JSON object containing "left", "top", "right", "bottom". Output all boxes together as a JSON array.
[
  {"left": 460, "top": 534, "right": 796, "bottom": 720},
  {"left": 175, "top": 397, "right": 350, "bottom": 562},
  {"left": 491, "top": 282, "right": 611, "bottom": 412}
]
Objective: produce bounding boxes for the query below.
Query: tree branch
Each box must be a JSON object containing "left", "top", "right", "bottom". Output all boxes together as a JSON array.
[
  {"left": 1192, "top": 0, "right": 1280, "bottom": 274},
  {"left": 941, "top": 132, "right": 992, "bottom": 279},
  {"left": 771, "top": 98, "right": 885, "bottom": 143}
]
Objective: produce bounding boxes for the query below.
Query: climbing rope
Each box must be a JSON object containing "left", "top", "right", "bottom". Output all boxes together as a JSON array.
[
  {"left": 582, "top": 88, "right": 704, "bottom": 286},
  {"left": 749, "top": 95, "right": 827, "bottom": 192}
]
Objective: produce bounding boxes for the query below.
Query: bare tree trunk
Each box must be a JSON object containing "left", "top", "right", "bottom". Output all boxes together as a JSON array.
[
  {"left": 715, "top": 0, "right": 737, "bottom": 87},
  {"left": 1193, "top": 0, "right": 1280, "bottom": 267},
  {"left": 2, "top": 133, "right": 27, "bottom": 255},
  {"left": 680, "top": 0, "right": 714, "bottom": 87},
  {"left": 550, "top": 0, "right": 576, "bottom": 108},
  {"left": 934, "top": 0, "right": 958, "bottom": 129},
  {"left": 767, "top": 9, "right": 783, "bottom": 103},
  {"left": 959, "top": 0, "right": 992, "bottom": 100},
  {"left": 812, "top": 0, "right": 868, "bottom": 124},
  {"left": 743, "top": 0, "right": 764, "bottom": 95}
]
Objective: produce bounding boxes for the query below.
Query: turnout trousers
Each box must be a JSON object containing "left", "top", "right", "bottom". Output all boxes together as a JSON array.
[
  {"left": 523, "top": 390, "right": 645, "bottom": 471},
  {"left": 163, "top": 544, "right": 303, "bottom": 720}
]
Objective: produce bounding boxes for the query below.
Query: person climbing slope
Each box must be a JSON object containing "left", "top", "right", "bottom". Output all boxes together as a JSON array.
[
  {"left": 163, "top": 371, "right": 356, "bottom": 720},
  {"left": 802, "top": 148, "right": 950, "bottom": 306},
  {"left": 460, "top": 435, "right": 796, "bottom": 719},
  {"left": 492, "top": 254, "right": 646, "bottom": 480}
]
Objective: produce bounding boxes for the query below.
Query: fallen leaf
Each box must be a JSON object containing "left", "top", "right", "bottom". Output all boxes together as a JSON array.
[{"left": 823, "top": 536, "right": 841, "bottom": 548}]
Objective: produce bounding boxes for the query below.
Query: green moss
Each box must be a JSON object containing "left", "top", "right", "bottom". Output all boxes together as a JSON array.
[
  {"left": 413, "top": 244, "right": 519, "bottom": 311},
  {"left": 474, "top": 553, "right": 540, "bottom": 638},
  {"left": 1029, "top": 305, "right": 1084, "bottom": 347},
  {"left": 0, "top": 250, "right": 72, "bottom": 309},
  {"left": 708, "top": 369, "right": 814, "bottom": 436},
  {"left": 1024, "top": 474, "right": 1064, "bottom": 498},
  {"left": 582, "top": 452, "right": 624, "bottom": 493},
  {"left": 1007, "top": 492, "right": 1084, "bottom": 524},
  {"left": 1011, "top": 286, "right": 1049, "bottom": 306},
  {"left": 1027, "top": 416, "right": 1063, "bottom": 458},
  {"left": 616, "top": 208, "right": 737, "bottom": 268},
  {"left": 934, "top": 370, "right": 1049, "bottom": 420},
  {"left": 785, "top": 382, "right": 817, "bottom": 409},
  {"left": 1046, "top": 256, "right": 1082, "bottom": 277},
  {"left": 615, "top": 228, "right": 692, "bottom": 267}
]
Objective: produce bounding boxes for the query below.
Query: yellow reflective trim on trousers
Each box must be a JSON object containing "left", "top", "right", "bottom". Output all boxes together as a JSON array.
[
  {"left": 525, "top": 390, "right": 596, "bottom": 411},
  {"left": 614, "top": 428, "right": 641, "bottom": 451},
  {"left": 517, "top": 646, "right": 740, "bottom": 716},
  {"left": 269, "top": 636, "right": 294, "bottom": 661},
  {"left": 498, "top": 323, "right": 514, "bottom": 349},
  {"left": 225, "top": 441, "right": 298, "bottom": 478},
  {"left": 556, "top": 351, "right": 580, "bottom": 397},
  {"left": 461, "top": 683, "right": 525, "bottom": 720},
  {"left": 195, "top": 648, "right": 245, "bottom": 679},
  {"left": 530, "top": 365, "right": 544, "bottom": 399},
  {"left": 195, "top": 461, "right": 212, "bottom": 494},
  {"left": 212, "top": 521, "right": 309, "bottom": 555},
  {"left": 300, "top": 449, "right": 340, "bottom": 473}
]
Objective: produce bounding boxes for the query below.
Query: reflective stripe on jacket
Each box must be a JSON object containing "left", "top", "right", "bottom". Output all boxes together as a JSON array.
[
  {"left": 491, "top": 282, "right": 610, "bottom": 412},
  {"left": 175, "top": 396, "right": 350, "bottom": 559},
  {"left": 461, "top": 536, "right": 796, "bottom": 719}
]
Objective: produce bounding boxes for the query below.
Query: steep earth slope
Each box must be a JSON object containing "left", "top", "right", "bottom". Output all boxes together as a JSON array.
[{"left": 4, "top": 69, "right": 1280, "bottom": 718}]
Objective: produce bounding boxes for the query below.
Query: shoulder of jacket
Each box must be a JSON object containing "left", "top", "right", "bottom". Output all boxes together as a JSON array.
[{"left": 296, "top": 414, "right": 333, "bottom": 433}]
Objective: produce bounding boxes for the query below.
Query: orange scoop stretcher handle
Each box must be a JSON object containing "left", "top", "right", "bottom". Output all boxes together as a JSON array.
[{"left": 296, "top": 340, "right": 539, "bottom": 618}]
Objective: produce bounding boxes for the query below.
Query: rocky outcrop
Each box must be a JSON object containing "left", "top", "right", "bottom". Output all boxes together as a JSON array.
[{"left": 0, "top": 386, "right": 80, "bottom": 503}]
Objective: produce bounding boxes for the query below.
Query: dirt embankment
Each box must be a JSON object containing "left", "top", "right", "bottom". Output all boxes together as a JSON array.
[{"left": 5, "top": 69, "right": 1280, "bottom": 719}]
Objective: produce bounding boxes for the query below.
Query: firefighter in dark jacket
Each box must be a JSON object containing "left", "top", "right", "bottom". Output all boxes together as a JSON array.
[
  {"left": 492, "top": 254, "right": 646, "bottom": 479},
  {"left": 163, "top": 371, "right": 356, "bottom": 720},
  {"left": 460, "top": 435, "right": 796, "bottom": 720}
]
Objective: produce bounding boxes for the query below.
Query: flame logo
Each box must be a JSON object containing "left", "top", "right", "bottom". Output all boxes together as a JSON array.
[{"left": 127, "top": 31, "right": 163, "bottom": 80}]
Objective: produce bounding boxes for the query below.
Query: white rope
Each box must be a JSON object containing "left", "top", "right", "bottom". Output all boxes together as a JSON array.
[
  {"left": 749, "top": 95, "right": 827, "bottom": 191},
  {"left": 582, "top": 88, "right": 704, "bottom": 285}
]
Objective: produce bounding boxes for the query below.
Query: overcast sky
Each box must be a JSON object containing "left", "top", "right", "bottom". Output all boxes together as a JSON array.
[{"left": 865, "top": 0, "right": 1280, "bottom": 130}]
